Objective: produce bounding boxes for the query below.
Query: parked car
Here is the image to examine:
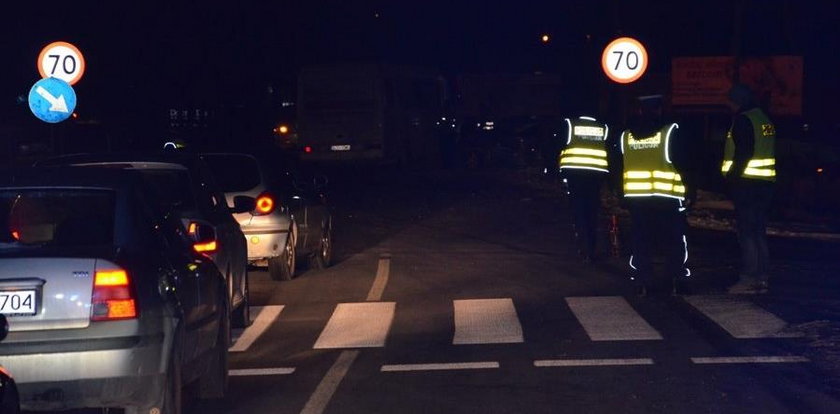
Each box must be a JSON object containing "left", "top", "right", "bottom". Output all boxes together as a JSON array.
[
  {"left": 0, "top": 167, "right": 229, "bottom": 413},
  {"left": 0, "top": 315, "right": 20, "bottom": 414},
  {"left": 201, "top": 152, "right": 333, "bottom": 280},
  {"left": 36, "top": 153, "right": 254, "bottom": 328}
]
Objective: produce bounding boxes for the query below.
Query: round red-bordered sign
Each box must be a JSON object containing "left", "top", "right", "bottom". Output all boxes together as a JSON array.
[
  {"left": 38, "top": 41, "right": 86, "bottom": 85},
  {"left": 601, "top": 37, "right": 648, "bottom": 84}
]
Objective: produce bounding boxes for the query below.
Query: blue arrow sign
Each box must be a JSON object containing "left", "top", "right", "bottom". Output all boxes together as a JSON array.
[{"left": 28, "top": 77, "right": 76, "bottom": 123}]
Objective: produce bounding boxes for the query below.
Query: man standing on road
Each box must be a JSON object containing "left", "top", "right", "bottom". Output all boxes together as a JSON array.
[
  {"left": 723, "top": 83, "right": 777, "bottom": 295},
  {"left": 558, "top": 114, "right": 610, "bottom": 263},
  {"left": 619, "top": 95, "right": 693, "bottom": 295}
]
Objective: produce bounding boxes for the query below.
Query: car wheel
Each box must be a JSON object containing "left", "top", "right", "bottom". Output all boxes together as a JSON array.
[
  {"left": 269, "top": 233, "right": 295, "bottom": 281},
  {"left": 310, "top": 219, "right": 332, "bottom": 270},
  {"left": 231, "top": 271, "right": 251, "bottom": 328},
  {"left": 199, "top": 292, "right": 230, "bottom": 399}
]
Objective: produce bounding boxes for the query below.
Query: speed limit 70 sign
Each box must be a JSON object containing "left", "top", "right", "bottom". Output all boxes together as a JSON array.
[
  {"left": 38, "top": 41, "right": 86, "bottom": 85},
  {"left": 601, "top": 37, "right": 648, "bottom": 84}
]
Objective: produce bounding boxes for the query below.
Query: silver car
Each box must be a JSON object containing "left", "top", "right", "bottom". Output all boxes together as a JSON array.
[
  {"left": 202, "top": 153, "right": 333, "bottom": 280},
  {"left": 0, "top": 168, "right": 229, "bottom": 413}
]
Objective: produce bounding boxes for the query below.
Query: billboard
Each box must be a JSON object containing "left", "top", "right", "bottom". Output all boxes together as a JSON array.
[{"left": 671, "top": 56, "right": 803, "bottom": 116}]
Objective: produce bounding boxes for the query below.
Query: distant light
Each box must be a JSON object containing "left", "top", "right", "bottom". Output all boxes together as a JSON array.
[
  {"left": 71, "top": 112, "right": 79, "bottom": 119},
  {"left": 304, "top": 146, "right": 313, "bottom": 153},
  {"left": 817, "top": 168, "right": 824, "bottom": 173},
  {"left": 278, "top": 125, "right": 289, "bottom": 134},
  {"left": 374, "top": 12, "right": 380, "bottom": 18},
  {"left": 541, "top": 34, "right": 550, "bottom": 43}
]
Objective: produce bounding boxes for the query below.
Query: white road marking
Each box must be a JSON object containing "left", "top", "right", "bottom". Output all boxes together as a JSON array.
[
  {"left": 381, "top": 361, "right": 500, "bottom": 372},
  {"left": 453, "top": 298, "right": 524, "bottom": 345},
  {"left": 230, "top": 305, "right": 285, "bottom": 352},
  {"left": 691, "top": 356, "right": 810, "bottom": 364},
  {"left": 566, "top": 296, "right": 663, "bottom": 341},
  {"left": 534, "top": 358, "right": 654, "bottom": 367},
  {"left": 230, "top": 367, "right": 296, "bottom": 376},
  {"left": 683, "top": 295, "right": 802, "bottom": 339},
  {"left": 366, "top": 254, "right": 391, "bottom": 301},
  {"left": 300, "top": 350, "right": 360, "bottom": 414},
  {"left": 313, "top": 302, "right": 396, "bottom": 349}
]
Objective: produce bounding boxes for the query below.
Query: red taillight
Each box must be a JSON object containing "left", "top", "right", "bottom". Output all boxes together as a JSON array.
[
  {"left": 11, "top": 230, "right": 19, "bottom": 240},
  {"left": 304, "top": 146, "right": 313, "bottom": 153},
  {"left": 254, "top": 192, "right": 276, "bottom": 215},
  {"left": 194, "top": 240, "right": 218, "bottom": 253},
  {"left": 91, "top": 269, "right": 137, "bottom": 321}
]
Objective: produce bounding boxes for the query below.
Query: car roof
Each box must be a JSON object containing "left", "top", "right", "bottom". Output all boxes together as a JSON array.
[
  {"left": 35, "top": 152, "right": 203, "bottom": 170},
  {"left": 0, "top": 167, "right": 146, "bottom": 190}
]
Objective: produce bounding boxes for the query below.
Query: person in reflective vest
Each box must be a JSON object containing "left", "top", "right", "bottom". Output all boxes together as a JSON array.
[
  {"left": 619, "top": 95, "right": 692, "bottom": 296},
  {"left": 559, "top": 115, "right": 610, "bottom": 263},
  {"left": 723, "top": 83, "right": 776, "bottom": 294}
]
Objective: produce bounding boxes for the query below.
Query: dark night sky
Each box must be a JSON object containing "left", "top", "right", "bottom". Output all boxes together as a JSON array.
[{"left": 1, "top": 1, "right": 839, "bottom": 135}]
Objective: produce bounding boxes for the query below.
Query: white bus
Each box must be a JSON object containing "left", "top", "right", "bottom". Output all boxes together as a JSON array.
[{"left": 296, "top": 63, "right": 447, "bottom": 165}]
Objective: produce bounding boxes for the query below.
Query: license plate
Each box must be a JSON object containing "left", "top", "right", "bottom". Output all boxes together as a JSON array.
[
  {"left": 0, "top": 290, "right": 37, "bottom": 315},
  {"left": 330, "top": 145, "right": 351, "bottom": 151}
]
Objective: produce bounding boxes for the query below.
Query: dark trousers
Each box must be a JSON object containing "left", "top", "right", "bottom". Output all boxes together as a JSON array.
[
  {"left": 564, "top": 171, "right": 605, "bottom": 258},
  {"left": 626, "top": 197, "right": 689, "bottom": 285},
  {"left": 730, "top": 180, "right": 774, "bottom": 281}
]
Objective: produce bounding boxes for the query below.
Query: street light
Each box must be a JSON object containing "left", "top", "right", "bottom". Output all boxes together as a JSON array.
[{"left": 541, "top": 34, "right": 550, "bottom": 43}]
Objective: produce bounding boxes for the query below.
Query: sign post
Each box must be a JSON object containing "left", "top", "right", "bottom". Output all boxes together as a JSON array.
[
  {"left": 601, "top": 37, "right": 648, "bottom": 84},
  {"left": 37, "top": 41, "right": 86, "bottom": 85}
]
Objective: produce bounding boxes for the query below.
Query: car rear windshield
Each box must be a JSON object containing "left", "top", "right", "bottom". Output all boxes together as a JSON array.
[
  {"left": 202, "top": 155, "right": 261, "bottom": 192},
  {"left": 0, "top": 189, "right": 115, "bottom": 248},
  {"left": 139, "top": 169, "right": 197, "bottom": 210}
]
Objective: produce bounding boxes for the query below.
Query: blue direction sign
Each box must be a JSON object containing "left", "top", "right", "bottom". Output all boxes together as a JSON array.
[{"left": 28, "top": 77, "right": 76, "bottom": 123}]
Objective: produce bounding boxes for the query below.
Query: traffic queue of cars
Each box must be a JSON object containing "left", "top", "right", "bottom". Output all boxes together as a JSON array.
[{"left": 0, "top": 152, "right": 332, "bottom": 413}]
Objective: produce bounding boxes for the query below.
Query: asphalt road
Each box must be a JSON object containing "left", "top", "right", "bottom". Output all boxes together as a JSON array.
[{"left": 37, "top": 165, "right": 840, "bottom": 414}]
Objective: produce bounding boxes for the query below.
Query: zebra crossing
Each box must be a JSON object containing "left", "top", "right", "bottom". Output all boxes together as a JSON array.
[{"left": 231, "top": 295, "right": 803, "bottom": 353}]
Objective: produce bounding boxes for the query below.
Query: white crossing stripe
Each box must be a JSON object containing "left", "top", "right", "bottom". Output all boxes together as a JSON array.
[
  {"left": 683, "top": 295, "right": 802, "bottom": 339},
  {"left": 230, "top": 305, "right": 284, "bottom": 352},
  {"left": 230, "top": 367, "right": 296, "bottom": 376},
  {"left": 366, "top": 254, "right": 391, "bottom": 301},
  {"left": 691, "top": 356, "right": 809, "bottom": 364},
  {"left": 453, "top": 298, "right": 524, "bottom": 345},
  {"left": 313, "top": 302, "right": 396, "bottom": 349},
  {"left": 534, "top": 358, "right": 654, "bottom": 367},
  {"left": 381, "top": 362, "right": 500, "bottom": 372},
  {"left": 566, "top": 297, "right": 663, "bottom": 341}
]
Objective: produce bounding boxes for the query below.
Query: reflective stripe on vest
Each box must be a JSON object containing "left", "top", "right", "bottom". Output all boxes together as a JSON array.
[
  {"left": 621, "top": 123, "right": 685, "bottom": 200},
  {"left": 721, "top": 108, "right": 777, "bottom": 181},
  {"left": 559, "top": 117, "right": 609, "bottom": 173}
]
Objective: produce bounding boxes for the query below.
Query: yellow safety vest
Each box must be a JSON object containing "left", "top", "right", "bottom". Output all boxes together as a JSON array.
[
  {"left": 721, "top": 108, "right": 776, "bottom": 181},
  {"left": 620, "top": 123, "right": 685, "bottom": 200},
  {"left": 559, "top": 116, "right": 609, "bottom": 173}
]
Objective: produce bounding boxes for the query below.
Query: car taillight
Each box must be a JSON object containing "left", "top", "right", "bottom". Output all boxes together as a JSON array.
[
  {"left": 304, "top": 146, "right": 313, "bottom": 153},
  {"left": 91, "top": 269, "right": 137, "bottom": 321},
  {"left": 254, "top": 192, "right": 276, "bottom": 215},
  {"left": 194, "top": 240, "right": 218, "bottom": 253}
]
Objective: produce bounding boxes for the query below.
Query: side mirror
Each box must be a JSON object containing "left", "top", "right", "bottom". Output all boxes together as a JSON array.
[
  {"left": 188, "top": 221, "right": 217, "bottom": 254},
  {"left": 0, "top": 314, "right": 8, "bottom": 342},
  {"left": 231, "top": 195, "right": 256, "bottom": 214}
]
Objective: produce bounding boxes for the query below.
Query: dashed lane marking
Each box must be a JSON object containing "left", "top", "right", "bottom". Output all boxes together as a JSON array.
[
  {"left": 230, "top": 367, "right": 296, "bottom": 376},
  {"left": 534, "top": 358, "right": 655, "bottom": 367},
  {"left": 691, "top": 356, "right": 810, "bottom": 364},
  {"left": 381, "top": 361, "right": 500, "bottom": 372}
]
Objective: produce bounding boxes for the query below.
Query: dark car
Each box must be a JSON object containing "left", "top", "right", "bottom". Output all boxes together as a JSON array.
[
  {"left": 0, "top": 167, "right": 229, "bottom": 413},
  {"left": 202, "top": 152, "right": 333, "bottom": 280},
  {"left": 36, "top": 153, "right": 254, "bottom": 328}
]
